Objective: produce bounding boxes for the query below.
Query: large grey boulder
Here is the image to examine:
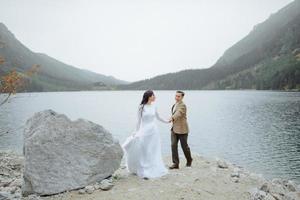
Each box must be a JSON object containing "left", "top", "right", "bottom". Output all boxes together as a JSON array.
[{"left": 22, "top": 110, "right": 123, "bottom": 196}]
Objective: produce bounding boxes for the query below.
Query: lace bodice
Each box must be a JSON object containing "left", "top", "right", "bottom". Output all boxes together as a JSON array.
[{"left": 136, "top": 104, "right": 168, "bottom": 131}]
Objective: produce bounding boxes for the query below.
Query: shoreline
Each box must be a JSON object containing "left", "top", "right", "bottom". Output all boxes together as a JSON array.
[
  {"left": 0, "top": 151, "right": 299, "bottom": 200},
  {"left": 1, "top": 89, "right": 299, "bottom": 95}
]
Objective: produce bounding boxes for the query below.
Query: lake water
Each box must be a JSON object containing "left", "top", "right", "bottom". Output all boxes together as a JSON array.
[{"left": 0, "top": 91, "right": 299, "bottom": 183}]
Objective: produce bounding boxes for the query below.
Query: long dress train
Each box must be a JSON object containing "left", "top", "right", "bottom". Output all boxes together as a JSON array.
[{"left": 122, "top": 103, "right": 168, "bottom": 178}]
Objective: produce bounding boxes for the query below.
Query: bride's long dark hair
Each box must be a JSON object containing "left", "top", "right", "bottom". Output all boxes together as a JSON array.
[
  {"left": 139, "top": 90, "right": 154, "bottom": 115},
  {"left": 140, "top": 90, "right": 154, "bottom": 105}
]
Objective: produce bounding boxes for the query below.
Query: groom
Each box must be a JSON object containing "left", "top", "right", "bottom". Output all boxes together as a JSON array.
[{"left": 169, "top": 91, "right": 193, "bottom": 169}]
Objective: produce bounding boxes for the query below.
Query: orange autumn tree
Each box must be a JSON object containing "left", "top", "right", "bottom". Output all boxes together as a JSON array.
[{"left": 0, "top": 55, "right": 40, "bottom": 106}]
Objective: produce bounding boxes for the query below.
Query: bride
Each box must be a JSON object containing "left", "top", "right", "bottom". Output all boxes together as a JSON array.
[{"left": 122, "top": 90, "right": 169, "bottom": 179}]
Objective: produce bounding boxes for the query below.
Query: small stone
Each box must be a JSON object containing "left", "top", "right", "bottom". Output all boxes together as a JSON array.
[
  {"left": 260, "top": 182, "right": 270, "bottom": 193},
  {"left": 216, "top": 159, "right": 228, "bottom": 169},
  {"left": 250, "top": 189, "right": 267, "bottom": 200},
  {"left": 85, "top": 185, "right": 95, "bottom": 194},
  {"left": 93, "top": 184, "right": 100, "bottom": 190},
  {"left": 232, "top": 177, "right": 239, "bottom": 183},
  {"left": 264, "top": 194, "right": 276, "bottom": 200},
  {"left": 270, "top": 184, "right": 286, "bottom": 196},
  {"left": 99, "top": 179, "right": 114, "bottom": 191},
  {"left": 78, "top": 189, "right": 86, "bottom": 194},
  {"left": 231, "top": 172, "right": 240, "bottom": 178},
  {"left": 286, "top": 180, "right": 297, "bottom": 192}
]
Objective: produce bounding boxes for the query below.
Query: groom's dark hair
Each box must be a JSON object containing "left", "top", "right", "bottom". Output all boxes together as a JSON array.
[{"left": 176, "top": 90, "right": 185, "bottom": 97}]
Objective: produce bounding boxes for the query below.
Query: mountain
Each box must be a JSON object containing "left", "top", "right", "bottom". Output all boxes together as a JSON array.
[
  {"left": 0, "top": 23, "right": 127, "bottom": 92},
  {"left": 120, "top": 0, "right": 300, "bottom": 91}
]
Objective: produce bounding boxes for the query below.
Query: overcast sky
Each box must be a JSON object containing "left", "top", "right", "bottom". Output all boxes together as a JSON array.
[{"left": 0, "top": 0, "right": 294, "bottom": 82}]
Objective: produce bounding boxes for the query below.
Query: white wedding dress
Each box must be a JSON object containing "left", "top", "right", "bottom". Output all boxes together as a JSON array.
[{"left": 122, "top": 103, "right": 168, "bottom": 178}]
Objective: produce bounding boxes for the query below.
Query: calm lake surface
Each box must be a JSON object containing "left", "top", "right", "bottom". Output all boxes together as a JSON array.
[{"left": 0, "top": 91, "right": 299, "bottom": 183}]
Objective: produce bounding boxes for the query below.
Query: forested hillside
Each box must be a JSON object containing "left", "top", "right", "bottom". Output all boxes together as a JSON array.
[{"left": 120, "top": 0, "right": 300, "bottom": 91}]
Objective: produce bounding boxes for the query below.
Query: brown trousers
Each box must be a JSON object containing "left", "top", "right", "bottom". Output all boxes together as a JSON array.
[{"left": 171, "top": 131, "right": 192, "bottom": 165}]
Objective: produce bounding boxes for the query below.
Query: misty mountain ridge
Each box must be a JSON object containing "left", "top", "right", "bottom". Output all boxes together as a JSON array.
[
  {"left": 0, "top": 22, "right": 127, "bottom": 92},
  {"left": 1, "top": 0, "right": 300, "bottom": 92},
  {"left": 120, "top": 0, "right": 300, "bottom": 91}
]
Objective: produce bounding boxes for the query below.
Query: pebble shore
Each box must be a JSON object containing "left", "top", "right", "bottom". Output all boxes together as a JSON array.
[{"left": 1, "top": 151, "right": 299, "bottom": 200}]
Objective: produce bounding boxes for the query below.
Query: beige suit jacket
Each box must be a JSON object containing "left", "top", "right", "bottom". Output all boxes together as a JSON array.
[{"left": 171, "top": 101, "right": 189, "bottom": 134}]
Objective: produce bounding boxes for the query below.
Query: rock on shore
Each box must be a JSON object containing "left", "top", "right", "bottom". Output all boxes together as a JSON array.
[
  {"left": 1, "top": 152, "right": 300, "bottom": 200},
  {"left": 22, "top": 110, "right": 123, "bottom": 196}
]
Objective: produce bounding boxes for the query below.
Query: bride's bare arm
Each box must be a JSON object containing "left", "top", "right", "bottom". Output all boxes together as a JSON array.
[{"left": 155, "top": 107, "right": 169, "bottom": 123}]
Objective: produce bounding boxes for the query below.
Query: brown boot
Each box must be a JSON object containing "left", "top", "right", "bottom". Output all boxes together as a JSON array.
[{"left": 169, "top": 164, "right": 179, "bottom": 169}]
